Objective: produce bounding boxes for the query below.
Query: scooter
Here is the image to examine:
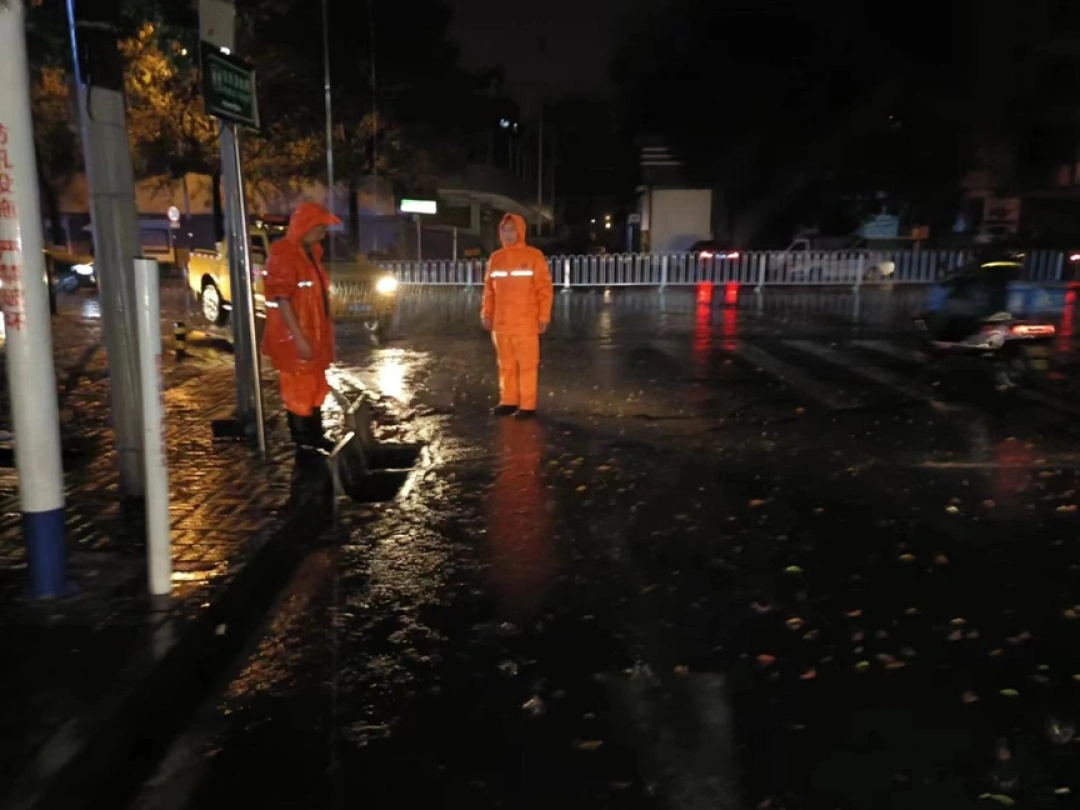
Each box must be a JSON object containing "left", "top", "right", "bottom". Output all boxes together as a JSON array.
[
  {"left": 914, "top": 256, "right": 1064, "bottom": 389},
  {"left": 914, "top": 312, "right": 1056, "bottom": 389}
]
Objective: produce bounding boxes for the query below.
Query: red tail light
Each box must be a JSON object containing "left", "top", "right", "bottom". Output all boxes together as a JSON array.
[
  {"left": 697, "top": 282, "right": 713, "bottom": 304},
  {"left": 700, "top": 251, "right": 714, "bottom": 259},
  {"left": 724, "top": 282, "right": 739, "bottom": 306}
]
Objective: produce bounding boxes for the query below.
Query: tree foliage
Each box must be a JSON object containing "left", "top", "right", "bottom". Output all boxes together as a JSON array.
[
  {"left": 120, "top": 22, "right": 215, "bottom": 179},
  {"left": 23, "top": 0, "right": 513, "bottom": 212}
]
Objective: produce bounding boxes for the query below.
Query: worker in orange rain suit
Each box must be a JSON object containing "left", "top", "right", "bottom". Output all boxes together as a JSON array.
[
  {"left": 481, "top": 213, "right": 554, "bottom": 419},
  {"left": 261, "top": 201, "right": 341, "bottom": 451}
]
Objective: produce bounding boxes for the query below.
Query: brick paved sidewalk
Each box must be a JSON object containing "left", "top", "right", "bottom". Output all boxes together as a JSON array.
[{"left": 0, "top": 290, "right": 335, "bottom": 809}]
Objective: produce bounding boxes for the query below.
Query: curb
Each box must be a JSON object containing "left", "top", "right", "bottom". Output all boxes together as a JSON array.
[{"left": 4, "top": 473, "right": 336, "bottom": 810}]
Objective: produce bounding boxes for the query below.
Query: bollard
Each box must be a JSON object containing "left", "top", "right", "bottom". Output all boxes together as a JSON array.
[
  {"left": 173, "top": 320, "right": 187, "bottom": 357},
  {"left": 134, "top": 258, "right": 172, "bottom": 597}
]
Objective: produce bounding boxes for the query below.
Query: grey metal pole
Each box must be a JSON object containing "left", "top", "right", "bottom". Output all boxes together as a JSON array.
[
  {"left": 415, "top": 214, "right": 422, "bottom": 263},
  {"left": 220, "top": 122, "right": 266, "bottom": 457},
  {"left": 322, "top": 0, "right": 335, "bottom": 225},
  {"left": 66, "top": 0, "right": 145, "bottom": 497},
  {"left": 536, "top": 102, "right": 543, "bottom": 236}
]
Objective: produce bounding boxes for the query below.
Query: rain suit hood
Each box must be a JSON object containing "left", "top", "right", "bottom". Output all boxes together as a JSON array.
[
  {"left": 499, "top": 213, "right": 528, "bottom": 248},
  {"left": 287, "top": 201, "right": 341, "bottom": 243}
]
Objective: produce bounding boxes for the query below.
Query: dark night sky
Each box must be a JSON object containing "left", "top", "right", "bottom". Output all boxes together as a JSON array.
[{"left": 449, "top": 0, "right": 638, "bottom": 100}]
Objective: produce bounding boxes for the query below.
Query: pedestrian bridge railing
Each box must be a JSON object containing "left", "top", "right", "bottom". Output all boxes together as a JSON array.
[{"left": 376, "top": 248, "right": 1074, "bottom": 288}]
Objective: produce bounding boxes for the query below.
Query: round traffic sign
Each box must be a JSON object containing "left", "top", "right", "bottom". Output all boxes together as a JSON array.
[{"left": 167, "top": 206, "right": 181, "bottom": 223}]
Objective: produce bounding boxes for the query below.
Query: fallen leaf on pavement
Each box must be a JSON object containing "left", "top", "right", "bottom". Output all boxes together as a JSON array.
[{"left": 999, "top": 688, "right": 1020, "bottom": 698}]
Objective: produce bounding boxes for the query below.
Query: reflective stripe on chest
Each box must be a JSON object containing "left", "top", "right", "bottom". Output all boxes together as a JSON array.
[{"left": 490, "top": 269, "right": 534, "bottom": 278}]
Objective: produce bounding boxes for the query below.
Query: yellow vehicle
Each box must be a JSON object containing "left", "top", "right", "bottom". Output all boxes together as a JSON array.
[{"left": 186, "top": 223, "right": 400, "bottom": 338}]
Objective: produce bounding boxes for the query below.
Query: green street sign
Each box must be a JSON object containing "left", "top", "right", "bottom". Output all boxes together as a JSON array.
[{"left": 200, "top": 43, "right": 260, "bottom": 130}]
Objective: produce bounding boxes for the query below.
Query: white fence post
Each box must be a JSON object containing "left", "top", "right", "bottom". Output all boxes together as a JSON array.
[{"left": 373, "top": 247, "right": 1066, "bottom": 290}]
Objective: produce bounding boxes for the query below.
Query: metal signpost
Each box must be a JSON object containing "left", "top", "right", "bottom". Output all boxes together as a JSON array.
[
  {"left": 400, "top": 199, "right": 437, "bottom": 262},
  {"left": 199, "top": 3, "right": 266, "bottom": 457},
  {"left": 0, "top": 0, "right": 68, "bottom": 598}
]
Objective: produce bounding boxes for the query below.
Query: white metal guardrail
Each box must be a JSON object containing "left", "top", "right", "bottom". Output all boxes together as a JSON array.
[{"left": 378, "top": 248, "right": 1073, "bottom": 288}]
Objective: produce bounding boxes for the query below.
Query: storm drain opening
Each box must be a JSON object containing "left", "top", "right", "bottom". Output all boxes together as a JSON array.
[
  {"left": 330, "top": 434, "right": 422, "bottom": 503},
  {"left": 327, "top": 392, "right": 424, "bottom": 504}
]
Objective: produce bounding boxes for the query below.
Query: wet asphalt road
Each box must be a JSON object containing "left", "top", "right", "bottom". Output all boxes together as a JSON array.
[{"left": 134, "top": 287, "right": 1080, "bottom": 809}]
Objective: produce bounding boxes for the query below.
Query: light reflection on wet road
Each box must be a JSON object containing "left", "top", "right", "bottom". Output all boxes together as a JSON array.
[{"left": 135, "top": 287, "right": 1080, "bottom": 810}]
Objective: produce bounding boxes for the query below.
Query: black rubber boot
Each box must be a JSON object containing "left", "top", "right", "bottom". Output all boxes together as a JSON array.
[
  {"left": 287, "top": 411, "right": 308, "bottom": 445},
  {"left": 514, "top": 409, "right": 537, "bottom": 420},
  {"left": 310, "top": 407, "right": 335, "bottom": 451},
  {"left": 492, "top": 405, "right": 518, "bottom": 417}
]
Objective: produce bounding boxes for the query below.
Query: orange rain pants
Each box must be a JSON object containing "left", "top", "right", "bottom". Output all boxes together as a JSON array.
[
  {"left": 493, "top": 332, "right": 541, "bottom": 411},
  {"left": 278, "top": 370, "right": 331, "bottom": 417}
]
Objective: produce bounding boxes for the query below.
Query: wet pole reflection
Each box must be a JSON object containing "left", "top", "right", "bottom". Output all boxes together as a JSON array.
[{"left": 484, "top": 418, "right": 556, "bottom": 620}]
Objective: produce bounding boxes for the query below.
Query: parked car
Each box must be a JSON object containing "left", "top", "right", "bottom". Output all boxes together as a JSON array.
[
  {"left": 687, "top": 240, "right": 741, "bottom": 261},
  {"left": 186, "top": 226, "right": 401, "bottom": 340},
  {"left": 43, "top": 246, "right": 96, "bottom": 292}
]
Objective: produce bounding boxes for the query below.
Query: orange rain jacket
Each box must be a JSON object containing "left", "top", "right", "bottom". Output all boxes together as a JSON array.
[
  {"left": 261, "top": 202, "right": 341, "bottom": 375},
  {"left": 481, "top": 214, "right": 553, "bottom": 335}
]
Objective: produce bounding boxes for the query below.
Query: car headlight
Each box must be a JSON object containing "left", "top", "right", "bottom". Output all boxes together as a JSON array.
[
  {"left": 74, "top": 264, "right": 94, "bottom": 276},
  {"left": 375, "top": 275, "right": 398, "bottom": 295}
]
